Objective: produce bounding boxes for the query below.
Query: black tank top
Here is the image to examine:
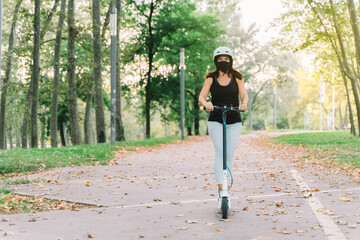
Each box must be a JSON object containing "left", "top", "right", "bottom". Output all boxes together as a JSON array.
[{"left": 208, "top": 76, "right": 242, "bottom": 124}]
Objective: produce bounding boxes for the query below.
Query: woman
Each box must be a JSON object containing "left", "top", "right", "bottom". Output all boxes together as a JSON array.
[{"left": 198, "top": 46, "right": 248, "bottom": 199}]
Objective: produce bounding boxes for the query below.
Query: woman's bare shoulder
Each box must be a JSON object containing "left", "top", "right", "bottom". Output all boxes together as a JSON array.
[{"left": 205, "top": 77, "right": 213, "bottom": 83}]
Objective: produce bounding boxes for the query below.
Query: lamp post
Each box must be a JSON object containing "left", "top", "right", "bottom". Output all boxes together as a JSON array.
[
  {"left": 320, "top": 75, "right": 325, "bottom": 131},
  {"left": 273, "top": 83, "right": 277, "bottom": 129},
  {"left": 110, "top": 7, "right": 117, "bottom": 145},
  {"left": 180, "top": 48, "right": 185, "bottom": 140}
]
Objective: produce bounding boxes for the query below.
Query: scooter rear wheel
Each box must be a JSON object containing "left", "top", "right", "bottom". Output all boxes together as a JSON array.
[{"left": 221, "top": 196, "right": 228, "bottom": 219}]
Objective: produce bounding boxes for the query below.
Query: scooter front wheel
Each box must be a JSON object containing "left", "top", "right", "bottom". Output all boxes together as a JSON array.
[{"left": 221, "top": 196, "right": 228, "bottom": 219}]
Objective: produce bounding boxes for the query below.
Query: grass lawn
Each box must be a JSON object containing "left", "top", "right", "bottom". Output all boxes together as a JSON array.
[
  {"left": 0, "top": 136, "right": 181, "bottom": 176},
  {"left": 272, "top": 131, "right": 360, "bottom": 167}
]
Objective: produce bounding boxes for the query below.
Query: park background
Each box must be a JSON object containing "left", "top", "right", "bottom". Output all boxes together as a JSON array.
[{"left": 0, "top": 0, "right": 360, "bottom": 150}]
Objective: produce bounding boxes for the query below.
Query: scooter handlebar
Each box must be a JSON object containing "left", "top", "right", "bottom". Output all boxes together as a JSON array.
[{"left": 201, "top": 105, "right": 244, "bottom": 112}]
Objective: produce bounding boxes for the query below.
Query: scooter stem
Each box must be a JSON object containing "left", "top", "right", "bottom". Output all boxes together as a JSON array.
[{"left": 222, "top": 108, "right": 228, "bottom": 194}]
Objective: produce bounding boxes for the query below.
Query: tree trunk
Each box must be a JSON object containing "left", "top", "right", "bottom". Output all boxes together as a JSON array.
[
  {"left": 8, "top": 111, "right": 13, "bottom": 149},
  {"left": 145, "top": 80, "right": 151, "bottom": 139},
  {"left": 339, "top": 102, "right": 343, "bottom": 129},
  {"left": 29, "top": 0, "right": 41, "bottom": 148},
  {"left": 0, "top": 0, "right": 22, "bottom": 149},
  {"left": 21, "top": 92, "right": 31, "bottom": 148},
  {"left": 92, "top": 0, "right": 106, "bottom": 143},
  {"left": 186, "top": 127, "right": 192, "bottom": 136},
  {"left": 84, "top": 93, "right": 92, "bottom": 144},
  {"left": 342, "top": 71, "right": 356, "bottom": 135},
  {"left": 115, "top": 0, "right": 125, "bottom": 141},
  {"left": 50, "top": 0, "right": 66, "bottom": 148},
  {"left": 60, "top": 121, "right": 66, "bottom": 146},
  {"left": 347, "top": 0, "right": 360, "bottom": 77},
  {"left": 144, "top": 1, "right": 155, "bottom": 139},
  {"left": 41, "top": 107, "right": 46, "bottom": 148},
  {"left": 67, "top": 0, "right": 81, "bottom": 144}
]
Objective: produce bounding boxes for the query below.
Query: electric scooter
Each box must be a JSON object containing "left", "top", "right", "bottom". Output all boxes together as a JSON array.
[{"left": 203, "top": 105, "right": 243, "bottom": 219}]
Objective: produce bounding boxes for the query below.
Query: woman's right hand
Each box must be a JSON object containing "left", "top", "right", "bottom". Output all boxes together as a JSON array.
[{"left": 204, "top": 102, "right": 214, "bottom": 112}]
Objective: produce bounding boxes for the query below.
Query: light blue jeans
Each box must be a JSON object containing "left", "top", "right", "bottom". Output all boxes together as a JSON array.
[{"left": 208, "top": 121, "right": 242, "bottom": 184}]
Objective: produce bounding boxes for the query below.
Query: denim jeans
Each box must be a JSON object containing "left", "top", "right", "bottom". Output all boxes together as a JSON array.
[{"left": 208, "top": 121, "right": 242, "bottom": 184}]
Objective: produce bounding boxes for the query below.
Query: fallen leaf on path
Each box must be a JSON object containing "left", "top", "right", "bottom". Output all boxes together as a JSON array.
[
  {"left": 87, "top": 233, "right": 95, "bottom": 238},
  {"left": 336, "top": 220, "right": 347, "bottom": 225},
  {"left": 220, "top": 219, "right": 232, "bottom": 222},
  {"left": 312, "top": 226, "right": 321, "bottom": 230},
  {"left": 163, "top": 235, "right": 170, "bottom": 238},
  {"left": 242, "top": 206, "right": 248, "bottom": 211},
  {"left": 186, "top": 220, "right": 198, "bottom": 224},
  {"left": 3, "top": 232, "right": 15, "bottom": 236},
  {"left": 177, "top": 226, "right": 188, "bottom": 230},
  {"left": 205, "top": 222, "right": 215, "bottom": 226},
  {"left": 278, "top": 229, "right": 292, "bottom": 234},
  {"left": 348, "top": 224, "right": 357, "bottom": 229},
  {"left": 250, "top": 237, "right": 263, "bottom": 240},
  {"left": 340, "top": 196, "right": 355, "bottom": 202},
  {"left": 216, "top": 228, "right": 222, "bottom": 232}
]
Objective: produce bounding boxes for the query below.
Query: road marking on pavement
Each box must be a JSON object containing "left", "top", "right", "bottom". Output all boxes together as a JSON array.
[{"left": 290, "top": 169, "right": 347, "bottom": 240}]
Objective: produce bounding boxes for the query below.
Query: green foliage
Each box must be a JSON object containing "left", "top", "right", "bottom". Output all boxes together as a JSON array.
[
  {"left": 272, "top": 131, "right": 360, "bottom": 167},
  {"left": 0, "top": 136, "right": 181, "bottom": 175},
  {"left": 273, "top": 131, "right": 360, "bottom": 151}
]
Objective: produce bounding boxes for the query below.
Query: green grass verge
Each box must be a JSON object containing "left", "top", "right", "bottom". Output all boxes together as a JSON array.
[
  {"left": 272, "top": 131, "right": 360, "bottom": 167},
  {"left": 0, "top": 136, "right": 181, "bottom": 175}
]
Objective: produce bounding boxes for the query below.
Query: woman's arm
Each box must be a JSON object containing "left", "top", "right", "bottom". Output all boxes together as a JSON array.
[
  {"left": 236, "top": 77, "right": 249, "bottom": 111},
  {"left": 198, "top": 77, "right": 214, "bottom": 111}
]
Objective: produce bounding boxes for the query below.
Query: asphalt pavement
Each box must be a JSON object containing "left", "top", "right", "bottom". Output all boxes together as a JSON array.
[{"left": 1, "top": 132, "right": 359, "bottom": 240}]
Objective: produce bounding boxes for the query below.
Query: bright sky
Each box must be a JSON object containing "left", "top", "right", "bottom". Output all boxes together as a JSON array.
[{"left": 238, "top": 0, "right": 285, "bottom": 42}]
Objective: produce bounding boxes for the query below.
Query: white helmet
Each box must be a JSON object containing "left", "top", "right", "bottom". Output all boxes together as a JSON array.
[{"left": 213, "top": 46, "right": 233, "bottom": 60}]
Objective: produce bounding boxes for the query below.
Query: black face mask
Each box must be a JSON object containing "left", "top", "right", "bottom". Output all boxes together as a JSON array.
[{"left": 216, "top": 61, "right": 231, "bottom": 73}]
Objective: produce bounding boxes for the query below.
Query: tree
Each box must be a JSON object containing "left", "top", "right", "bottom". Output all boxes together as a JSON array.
[
  {"left": 0, "top": 0, "right": 23, "bottom": 149},
  {"left": 92, "top": 0, "right": 106, "bottom": 143},
  {"left": 116, "top": 0, "right": 125, "bottom": 141},
  {"left": 21, "top": 0, "right": 61, "bottom": 148},
  {"left": 67, "top": 0, "right": 81, "bottom": 144},
  {"left": 50, "top": 0, "right": 67, "bottom": 147},
  {"left": 127, "top": 0, "right": 215, "bottom": 138},
  {"left": 29, "top": 0, "right": 41, "bottom": 148}
]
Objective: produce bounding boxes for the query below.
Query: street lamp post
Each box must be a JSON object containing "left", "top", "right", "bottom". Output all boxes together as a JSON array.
[
  {"left": 110, "top": 7, "right": 117, "bottom": 145},
  {"left": 273, "top": 83, "right": 277, "bottom": 129},
  {"left": 320, "top": 75, "right": 325, "bottom": 131}
]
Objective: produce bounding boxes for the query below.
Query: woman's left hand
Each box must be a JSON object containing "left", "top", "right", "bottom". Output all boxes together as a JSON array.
[{"left": 239, "top": 103, "right": 247, "bottom": 112}]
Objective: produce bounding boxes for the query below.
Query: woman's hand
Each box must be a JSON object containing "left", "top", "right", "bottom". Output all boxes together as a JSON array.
[
  {"left": 239, "top": 103, "right": 247, "bottom": 111},
  {"left": 204, "top": 102, "right": 214, "bottom": 111}
]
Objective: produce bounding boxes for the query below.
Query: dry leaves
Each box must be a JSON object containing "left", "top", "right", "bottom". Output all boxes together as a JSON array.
[
  {"left": 186, "top": 220, "right": 198, "bottom": 224},
  {"left": 176, "top": 226, "right": 188, "bottom": 230},
  {"left": 278, "top": 229, "right": 292, "bottom": 235},
  {"left": 0, "top": 192, "right": 89, "bottom": 214},
  {"left": 339, "top": 196, "right": 355, "bottom": 202},
  {"left": 87, "top": 233, "right": 95, "bottom": 238}
]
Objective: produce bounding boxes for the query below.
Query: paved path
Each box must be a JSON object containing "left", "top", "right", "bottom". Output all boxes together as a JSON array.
[{"left": 1, "top": 132, "right": 359, "bottom": 240}]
